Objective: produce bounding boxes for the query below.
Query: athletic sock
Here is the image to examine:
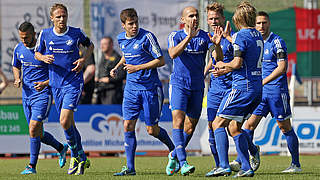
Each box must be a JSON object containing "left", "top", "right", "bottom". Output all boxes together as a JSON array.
[
  {"left": 172, "top": 131, "right": 193, "bottom": 158},
  {"left": 64, "top": 126, "right": 78, "bottom": 157},
  {"left": 124, "top": 131, "right": 137, "bottom": 171},
  {"left": 284, "top": 129, "right": 300, "bottom": 167},
  {"left": 209, "top": 129, "right": 220, "bottom": 167},
  {"left": 243, "top": 129, "right": 258, "bottom": 155},
  {"left": 74, "top": 127, "right": 86, "bottom": 161},
  {"left": 172, "top": 129, "right": 186, "bottom": 167},
  {"left": 214, "top": 128, "right": 229, "bottom": 168},
  {"left": 41, "top": 131, "right": 64, "bottom": 152},
  {"left": 155, "top": 127, "right": 175, "bottom": 151},
  {"left": 30, "top": 136, "right": 41, "bottom": 168},
  {"left": 233, "top": 133, "right": 250, "bottom": 171}
]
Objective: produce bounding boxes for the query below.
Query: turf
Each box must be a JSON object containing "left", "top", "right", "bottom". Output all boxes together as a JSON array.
[{"left": 0, "top": 155, "right": 319, "bottom": 180}]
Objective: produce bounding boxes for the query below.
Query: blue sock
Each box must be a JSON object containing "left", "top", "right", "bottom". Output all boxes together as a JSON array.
[
  {"left": 172, "top": 129, "right": 186, "bottom": 167},
  {"left": 41, "top": 131, "right": 63, "bottom": 152},
  {"left": 74, "top": 127, "right": 87, "bottom": 161},
  {"left": 156, "top": 127, "right": 175, "bottom": 151},
  {"left": 64, "top": 126, "right": 78, "bottom": 157},
  {"left": 243, "top": 129, "right": 257, "bottom": 155},
  {"left": 214, "top": 128, "right": 229, "bottom": 169},
  {"left": 284, "top": 129, "right": 300, "bottom": 167},
  {"left": 124, "top": 131, "right": 137, "bottom": 171},
  {"left": 209, "top": 129, "right": 220, "bottom": 167},
  {"left": 233, "top": 133, "right": 250, "bottom": 171},
  {"left": 172, "top": 131, "right": 193, "bottom": 158},
  {"left": 30, "top": 136, "right": 41, "bottom": 167}
]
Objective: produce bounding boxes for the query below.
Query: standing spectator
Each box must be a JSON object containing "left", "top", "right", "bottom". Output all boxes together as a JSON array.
[
  {"left": 79, "top": 45, "right": 95, "bottom": 104},
  {"left": 96, "top": 36, "right": 125, "bottom": 104}
]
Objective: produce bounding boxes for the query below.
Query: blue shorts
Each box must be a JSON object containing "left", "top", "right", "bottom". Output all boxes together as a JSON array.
[
  {"left": 253, "top": 92, "right": 292, "bottom": 121},
  {"left": 217, "top": 88, "right": 262, "bottom": 123},
  {"left": 169, "top": 84, "right": 204, "bottom": 119},
  {"left": 23, "top": 94, "right": 52, "bottom": 123},
  {"left": 52, "top": 84, "right": 83, "bottom": 113},
  {"left": 207, "top": 88, "right": 231, "bottom": 122},
  {"left": 122, "top": 86, "right": 163, "bottom": 126}
]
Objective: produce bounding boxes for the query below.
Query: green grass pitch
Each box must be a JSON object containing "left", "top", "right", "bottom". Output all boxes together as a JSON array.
[{"left": 1, "top": 155, "right": 319, "bottom": 179}]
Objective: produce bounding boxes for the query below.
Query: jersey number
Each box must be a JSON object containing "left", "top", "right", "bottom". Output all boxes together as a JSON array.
[{"left": 256, "top": 40, "right": 263, "bottom": 68}]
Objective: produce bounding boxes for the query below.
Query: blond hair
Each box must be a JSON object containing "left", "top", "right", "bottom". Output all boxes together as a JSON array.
[
  {"left": 50, "top": 3, "right": 68, "bottom": 16},
  {"left": 232, "top": 1, "right": 256, "bottom": 29},
  {"left": 206, "top": 2, "right": 224, "bottom": 16}
]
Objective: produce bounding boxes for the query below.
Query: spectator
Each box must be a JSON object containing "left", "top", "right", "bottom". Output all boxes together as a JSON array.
[
  {"left": 96, "top": 36, "right": 125, "bottom": 104},
  {"left": 79, "top": 45, "right": 95, "bottom": 104}
]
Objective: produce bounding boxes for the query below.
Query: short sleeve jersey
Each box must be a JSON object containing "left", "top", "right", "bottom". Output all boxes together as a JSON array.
[
  {"left": 168, "top": 29, "right": 212, "bottom": 90},
  {"left": 35, "top": 26, "right": 91, "bottom": 88},
  {"left": 12, "top": 42, "right": 49, "bottom": 98},
  {"left": 232, "top": 28, "right": 263, "bottom": 90},
  {"left": 117, "top": 28, "right": 162, "bottom": 90},
  {"left": 262, "top": 32, "right": 289, "bottom": 93},
  {"left": 210, "top": 30, "right": 235, "bottom": 90}
]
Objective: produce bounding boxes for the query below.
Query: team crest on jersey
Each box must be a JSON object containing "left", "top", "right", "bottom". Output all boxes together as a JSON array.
[
  {"left": 66, "top": 40, "right": 73, "bottom": 46},
  {"left": 19, "top": 54, "right": 24, "bottom": 59},
  {"left": 264, "top": 49, "right": 269, "bottom": 55},
  {"left": 133, "top": 43, "right": 139, "bottom": 50},
  {"left": 121, "top": 44, "right": 125, "bottom": 49},
  {"left": 49, "top": 46, "right": 53, "bottom": 51}
]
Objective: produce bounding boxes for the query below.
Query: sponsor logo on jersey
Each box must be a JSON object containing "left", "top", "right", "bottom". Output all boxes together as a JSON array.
[
  {"left": 66, "top": 40, "right": 73, "bottom": 46},
  {"left": 133, "top": 43, "right": 139, "bottom": 50}
]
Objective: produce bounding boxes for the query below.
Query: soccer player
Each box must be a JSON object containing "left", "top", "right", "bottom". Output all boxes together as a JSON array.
[
  {"left": 203, "top": 2, "right": 234, "bottom": 177},
  {"left": 212, "top": 1, "right": 263, "bottom": 177},
  {"left": 166, "top": 6, "right": 223, "bottom": 176},
  {"left": 111, "top": 8, "right": 175, "bottom": 176},
  {"left": 231, "top": 11, "right": 301, "bottom": 173},
  {"left": 12, "top": 22, "right": 68, "bottom": 175},
  {"left": 35, "top": 3, "right": 94, "bottom": 175}
]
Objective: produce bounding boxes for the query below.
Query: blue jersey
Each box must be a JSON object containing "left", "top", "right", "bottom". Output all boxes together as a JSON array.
[
  {"left": 262, "top": 32, "right": 288, "bottom": 93},
  {"left": 35, "top": 26, "right": 90, "bottom": 88},
  {"left": 209, "top": 31, "right": 234, "bottom": 90},
  {"left": 232, "top": 28, "right": 263, "bottom": 90},
  {"left": 12, "top": 42, "right": 50, "bottom": 98},
  {"left": 117, "top": 28, "right": 162, "bottom": 90},
  {"left": 168, "top": 29, "right": 211, "bottom": 90}
]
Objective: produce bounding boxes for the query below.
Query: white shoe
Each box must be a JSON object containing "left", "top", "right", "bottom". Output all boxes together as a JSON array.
[
  {"left": 229, "top": 160, "right": 241, "bottom": 172},
  {"left": 282, "top": 164, "right": 302, "bottom": 173},
  {"left": 249, "top": 145, "right": 260, "bottom": 171}
]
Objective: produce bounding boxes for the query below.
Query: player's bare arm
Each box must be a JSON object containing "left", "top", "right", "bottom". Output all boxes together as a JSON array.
[
  {"left": 110, "top": 56, "right": 126, "bottom": 78},
  {"left": 12, "top": 66, "right": 21, "bottom": 88},
  {"left": 168, "top": 19, "right": 199, "bottom": 59},
  {"left": 209, "top": 27, "right": 224, "bottom": 62},
  {"left": 262, "top": 60, "right": 287, "bottom": 86},
  {"left": 72, "top": 43, "right": 94, "bottom": 73},
  {"left": 216, "top": 56, "right": 243, "bottom": 70},
  {"left": 34, "top": 80, "right": 49, "bottom": 92},
  {"left": 124, "top": 56, "right": 165, "bottom": 74},
  {"left": 34, "top": 52, "right": 54, "bottom": 64},
  {"left": 223, "top": 21, "right": 232, "bottom": 43},
  {"left": 204, "top": 58, "right": 213, "bottom": 77}
]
